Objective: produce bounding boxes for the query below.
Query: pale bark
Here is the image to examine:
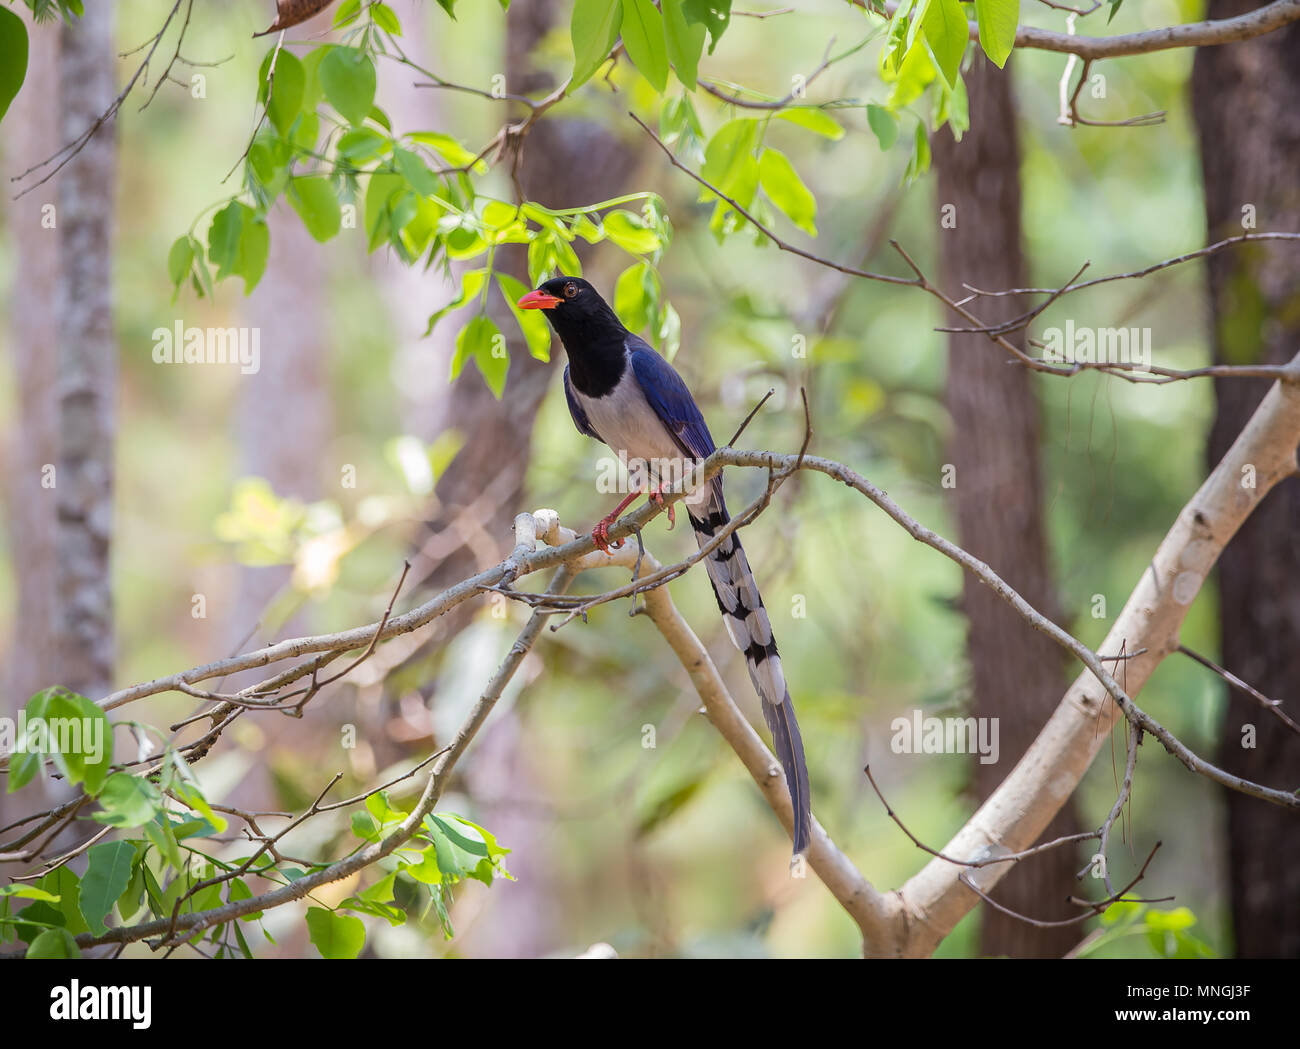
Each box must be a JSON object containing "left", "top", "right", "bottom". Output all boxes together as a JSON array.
[
  {"left": 55, "top": 2, "right": 117, "bottom": 700},
  {"left": 2, "top": 19, "right": 61, "bottom": 712},
  {"left": 895, "top": 358, "right": 1300, "bottom": 956}
]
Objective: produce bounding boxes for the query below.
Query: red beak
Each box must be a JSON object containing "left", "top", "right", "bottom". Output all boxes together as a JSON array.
[{"left": 516, "top": 289, "right": 562, "bottom": 310}]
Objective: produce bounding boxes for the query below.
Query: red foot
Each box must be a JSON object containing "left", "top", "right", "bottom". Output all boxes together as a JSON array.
[
  {"left": 592, "top": 512, "right": 624, "bottom": 554},
  {"left": 590, "top": 481, "right": 676, "bottom": 553}
]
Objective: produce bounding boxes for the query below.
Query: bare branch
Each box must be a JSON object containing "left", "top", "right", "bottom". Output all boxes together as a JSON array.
[{"left": 874, "top": 0, "right": 1300, "bottom": 60}]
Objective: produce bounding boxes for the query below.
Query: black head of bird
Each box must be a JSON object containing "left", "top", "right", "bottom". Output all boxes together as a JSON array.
[{"left": 517, "top": 276, "right": 627, "bottom": 357}]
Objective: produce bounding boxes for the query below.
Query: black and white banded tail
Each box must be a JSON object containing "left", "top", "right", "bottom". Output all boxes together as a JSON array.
[{"left": 688, "top": 481, "right": 811, "bottom": 855}]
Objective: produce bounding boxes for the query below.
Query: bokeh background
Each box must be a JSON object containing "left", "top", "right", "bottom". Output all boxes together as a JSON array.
[{"left": 1, "top": 0, "right": 1294, "bottom": 958}]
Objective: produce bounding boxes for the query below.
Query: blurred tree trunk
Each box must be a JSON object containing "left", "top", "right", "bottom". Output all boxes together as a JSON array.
[
  {"left": 376, "top": 0, "right": 638, "bottom": 958},
  {"left": 1, "top": 18, "right": 61, "bottom": 833},
  {"left": 54, "top": 3, "right": 117, "bottom": 701},
  {"left": 1192, "top": 2, "right": 1300, "bottom": 959},
  {"left": 932, "top": 54, "right": 1080, "bottom": 958},
  {"left": 2, "top": 21, "right": 60, "bottom": 711},
  {"left": 412, "top": 0, "right": 638, "bottom": 600},
  {"left": 231, "top": 211, "right": 332, "bottom": 636}
]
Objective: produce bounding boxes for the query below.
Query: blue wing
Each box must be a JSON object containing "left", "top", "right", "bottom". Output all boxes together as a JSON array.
[
  {"left": 627, "top": 337, "right": 716, "bottom": 461},
  {"left": 563, "top": 365, "right": 602, "bottom": 442}
]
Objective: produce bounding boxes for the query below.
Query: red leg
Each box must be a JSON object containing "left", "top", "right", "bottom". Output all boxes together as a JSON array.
[
  {"left": 591, "top": 481, "right": 677, "bottom": 553},
  {"left": 592, "top": 488, "right": 641, "bottom": 553}
]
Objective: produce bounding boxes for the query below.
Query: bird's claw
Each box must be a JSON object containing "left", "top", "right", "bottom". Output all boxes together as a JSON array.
[
  {"left": 649, "top": 488, "right": 676, "bottom": 530},
  {"left": 592, "top": 515, "right": 624, "bottom": 554}
]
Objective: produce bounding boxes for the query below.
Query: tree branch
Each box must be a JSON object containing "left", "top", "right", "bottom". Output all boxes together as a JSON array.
[{"left": 875, "top": 0, "right": 1300, "bottom": 60}]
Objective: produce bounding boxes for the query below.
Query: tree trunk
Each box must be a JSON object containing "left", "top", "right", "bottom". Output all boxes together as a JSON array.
[
  {"left": 1192, "top": 1, "right": 1300, "bottom": 960},
  {"left": 364, "top": 0, "right": 640, "bottom": 957},
  {"left": 413, "top": 0, "right": 639, "bottom": 600},
  {"left": 932, "top": 54, "right": 1080, "bottom": 957},
  {"left": 55, "top": 3, "right": 117, "bottom": 701},
  {"left": 2, "top": 18, "right": 61, "bottom": 713},
  {"left": 1, "top": 17, "right": 62, "bottom": 834}
]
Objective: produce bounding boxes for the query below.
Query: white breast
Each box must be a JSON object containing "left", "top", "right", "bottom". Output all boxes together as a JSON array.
[{"left": 575, "top": 370, "right": 686, "bottom": 468}]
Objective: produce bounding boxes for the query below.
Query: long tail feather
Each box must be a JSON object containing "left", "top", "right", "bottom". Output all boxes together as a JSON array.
[{"left": 687, "top": 481, "right": 811, "bottom": 854}]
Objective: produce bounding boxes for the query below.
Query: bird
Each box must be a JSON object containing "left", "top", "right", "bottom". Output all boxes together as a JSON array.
[{"left": 517, "top": 275, "right": 812, "bottom": 855}]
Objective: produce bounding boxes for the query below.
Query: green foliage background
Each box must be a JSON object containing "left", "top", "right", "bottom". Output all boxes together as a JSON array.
[{"left": 0, "top": 0, "right": 1235, "bottom": 957}]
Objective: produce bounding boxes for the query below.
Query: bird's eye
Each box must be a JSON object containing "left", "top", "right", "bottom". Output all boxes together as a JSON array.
[{"left": 564, "top": 282, "right": 578, "bottom": 299}]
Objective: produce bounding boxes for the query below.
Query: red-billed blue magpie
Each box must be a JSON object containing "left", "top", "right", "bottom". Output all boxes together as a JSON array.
[{"left": 518, "top": 276, "right": 812, "bottom": 855}]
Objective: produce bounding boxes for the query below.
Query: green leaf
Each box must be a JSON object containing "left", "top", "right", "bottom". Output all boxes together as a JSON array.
[
  {"left": 144, "top": 815, "right": 183, "bottom": 871},
  {"left": 289, "top": 177, "right": 341, "bottom": 241},
  {"left": 333, "top": 0, "right": 362, "bottom": 27},
  {"left": 27, "top": 928, "right": 79, "bottom": 959},
  {"left": 42, "top": 688, "right": 112, "bottom": 795},
  {"left": 79, "top": 840, "right": 137, "bottom": 936},
  {"left": 0, "top": 6, "right": 30, "bottom": 125},
  {"left": 497, "top": 273, "right": 552, "bottom": 362},
  {"left": 603, "top": 209, "right": 661, "bottom": 254},
  {"left": 118, "top": 859, "right": 146, "bottom": 921},
  {"left": 92, "top": 772, "right": 162, "bottom": 828},
  {"left": 300, "top": 45, "right": 330, "bottom": 109},
  {"left": 174, "top": 781, "right": 229, "bottom": 833},
  {"left": 886, "top": 35, "right": 936, "bottom": 110},
  {"left": 365, "top": 790, "right": 408, "bottom": 827},
  {"left": 229, "top": 877, "right": 264, "bottom": 921},
  {"left": 16, "top": 866, "right": 87, "bottom": 941},
  {"left": 0, "top": 885, "right": 60, "bottom": 902},
  {"left": 360, "top": 871, "right": 397, "bottom": 904},
  {"left": 775, "top": 107, "right": 844, "bottom": 140},
  {"left": 371, "top": 1, "right": 402, "bottom": 34},
  {"left": 570, "top": 0, "right": 622, "bottom": 88},
  {"left": 657, "top": 300, "right": 681, "bottom": 360},
  {"left": 920, "top": 0, "right": 968, "bottom": 89},
  {"left": 238, "top": 213, "right": 270, "bottom": 292},
  {"left": 167, "top": 236, "right": 196, "bottom": 300},
  {"left": 700, "top": 118, "right": 759, "bottom": 200},
  {"left": 342, "top": 893, "right": 405, "bottom": 927},
  {"left": 364, "top": 170, "right": 405, "bottom": 249},
  {"left": 421, "top": 813, "right": 513, "bottom": 886},
  {"left": 934, "top": 70, "right": 969, "bottom": 139},
  {"left": 248, "top": 132, "right": 290, "bottom": 202},
  {"left": 319, "top": 45, "right": 376, "bottom": 125},
  {"left": 866, "top": 103, "right": 899, "bottom": 150},
  {"left": 7, "top": 688, "right": 54, "bottom": 793},
  {"left": 393, "top": 146, "right": 439, "bottom": 195},
  {"left": 306, "top": 906, "right": 366, "bottom": 959},
  {"left": 905, "top": 120, "right": 932, "bottom": 183},
  {"left": 681, "top": 0, "right": 730, "bottom": 54},
  {"left": 758, "top": 148, "right": 817, "bottom": 236},
  {"left": 662, "top": 0, "right": 705, "bottom": 90},
  {"left": 259, "top": 49, "right": 305, "bottom": 136},
  {"left": 451, "top": 313, "right": 493, "bottom": 381},
  {"left": 338, "top": 126, "right": 390, "bottom": 164},
  {"left": 208, "top": 201, "right": 244, "bottom": 280},
  {"left": 435, "top": 0, "right": 457, "bottom": 17},
  {"left": 425, "top": 267, "right": 487, "bottom": 335},
  {"left": 453, "top": 314, "right": 508, "bottom": 397},
  {"left": 407, "top": 130, "right": 484, "bottom": 172},
  {"left": 614, "top": 262, "right": 655, "bottom": 334},
  {"left": 621, "top": 0, "right": 669, "bottom": 92},
  {"left": 974, "top": 0, "right": 1017, "bottom": 67}
]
